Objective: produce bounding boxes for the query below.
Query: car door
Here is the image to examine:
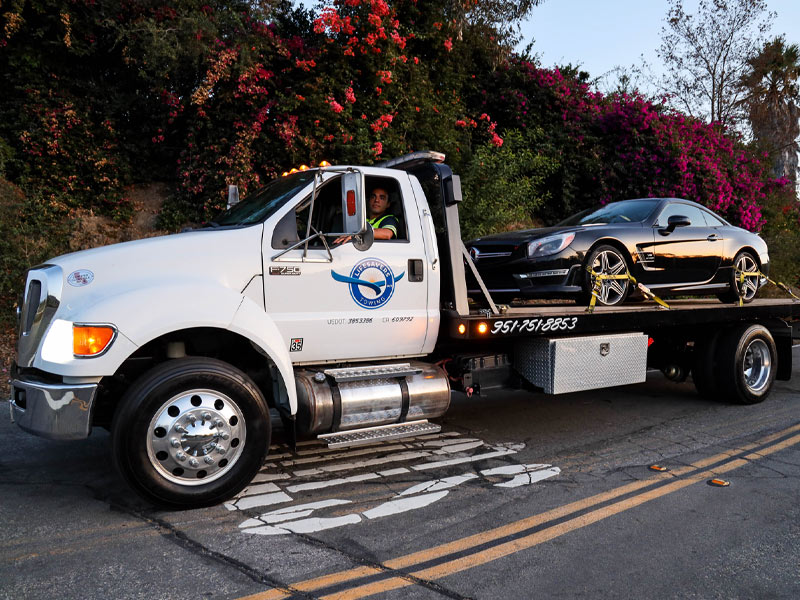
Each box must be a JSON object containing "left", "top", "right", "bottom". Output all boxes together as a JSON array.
[
  {"left": 262, "top": 169, "right": 431, "bottom": 364},
  {"left": 650, "top": 202, "right": 723, "bottom": 285}
]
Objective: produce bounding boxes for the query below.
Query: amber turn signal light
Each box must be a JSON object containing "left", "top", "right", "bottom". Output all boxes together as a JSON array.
[
  {"left": 477, "top": 322, "right": 488, "bottom": 334},
  {"left": 74, "top": 325, "right": 115, "bottom": 356},
  {"left": 457, "top": 323, "right": 466, "bottom": 335}
]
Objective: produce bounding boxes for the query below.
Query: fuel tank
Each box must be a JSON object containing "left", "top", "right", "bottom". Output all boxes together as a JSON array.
[{"left": 294, "top": 361, "right": 450, "bottom": 436}]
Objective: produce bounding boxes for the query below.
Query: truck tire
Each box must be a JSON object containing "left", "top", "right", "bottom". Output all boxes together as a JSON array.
[
  {"left": 111, "top": 357, "right": 271, "bottom": 508},
  {"left": 715, "top": 324, "right": 776, "bottom": 404},
  {"left": 692, "top": 331, "right": 720, "bottom": 399}
]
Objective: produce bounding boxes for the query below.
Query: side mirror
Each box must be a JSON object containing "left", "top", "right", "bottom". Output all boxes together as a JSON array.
[
  {"left": 660, "top": 214, "right": 691, "bottom": 235},
  {"left": 341, "top": 171, "right": 366, "bottom": 234},
  {"left": 352, "top": 225, "right": 374, "bottom": 251},
  {"left": 227, "top": 185, "right": 239, "bottom": 209}
]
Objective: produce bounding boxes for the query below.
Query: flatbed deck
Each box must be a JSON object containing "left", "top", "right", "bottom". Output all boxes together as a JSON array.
[{"left": 444, "top": 299, "right": 800, "bottom": 340}]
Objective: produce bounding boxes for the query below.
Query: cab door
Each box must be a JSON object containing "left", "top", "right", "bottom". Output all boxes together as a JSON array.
[{"left": 262, "top": 169, "right": 430, "bottom": 364}]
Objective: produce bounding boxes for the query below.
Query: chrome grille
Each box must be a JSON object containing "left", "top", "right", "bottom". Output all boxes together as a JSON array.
[{"left": 17, "top": 265, "right": 63, "bottom": 367}]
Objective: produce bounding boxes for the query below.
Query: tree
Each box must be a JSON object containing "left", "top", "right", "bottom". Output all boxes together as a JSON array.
[
  {"left": 657, "top": 0, "right": 773, "bottom": 128},
  {"left": 740, "top": 37, "right": 800, "bottom": 182}
]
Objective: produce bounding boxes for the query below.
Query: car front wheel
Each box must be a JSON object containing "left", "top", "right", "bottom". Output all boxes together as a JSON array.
[
  {"left": 579, "top": 245, "right": 630, "bottom": 306},
  {"left": 718, "top": 251, "right": 760, "bottom": 304}
]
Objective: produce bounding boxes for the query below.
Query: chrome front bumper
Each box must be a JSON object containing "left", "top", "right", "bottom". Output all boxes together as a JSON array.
[{"left": 9, "top": 376, "right": 97, "bottom": 440}]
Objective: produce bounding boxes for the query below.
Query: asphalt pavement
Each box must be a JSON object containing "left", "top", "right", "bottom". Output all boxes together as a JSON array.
[{"left": 2, "top": 348, "right": 799, "bottom": 599}]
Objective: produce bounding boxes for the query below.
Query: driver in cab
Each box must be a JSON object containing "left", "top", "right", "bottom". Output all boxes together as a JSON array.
[{"left": 335, "top": 186, "right": 399, "bottom": 244}]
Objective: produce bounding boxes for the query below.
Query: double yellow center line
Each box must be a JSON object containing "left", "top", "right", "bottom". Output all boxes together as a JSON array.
[{"left": 241, "top": 423, "right": 800, "bottom": 600}]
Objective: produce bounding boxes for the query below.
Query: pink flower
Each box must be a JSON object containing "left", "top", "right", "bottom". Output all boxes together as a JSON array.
[
  {"left": 443, "top": 38, "right": 453, "bottom": 52},
  {"left": 328, "top": 98, "right": 344, "bottom": 113},
  {"left": 372, "top": 141, "right": 383, "bottom": 156}
]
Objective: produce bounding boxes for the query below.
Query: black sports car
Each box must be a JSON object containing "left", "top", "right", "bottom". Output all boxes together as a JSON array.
[{"left": 466, "top": 198, "right": 769, "bottom": 306}]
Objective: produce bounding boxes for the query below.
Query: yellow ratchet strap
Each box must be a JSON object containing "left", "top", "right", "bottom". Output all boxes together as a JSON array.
[
  {"left": 585, "top": 268, "right": 670, "bottom": 313},
  {"left": 733, "top": 268, "right": 800, "bottom": 306}
]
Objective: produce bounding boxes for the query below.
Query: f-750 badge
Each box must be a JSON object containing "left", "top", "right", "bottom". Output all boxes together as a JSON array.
[{"left": 270, "top": 266, "right": 301, "bottom": 276}]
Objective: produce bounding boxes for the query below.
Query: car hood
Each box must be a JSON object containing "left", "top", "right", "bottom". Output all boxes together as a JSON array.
[{"left": 468, "top": 225, "right": 586, "bottom": 246}]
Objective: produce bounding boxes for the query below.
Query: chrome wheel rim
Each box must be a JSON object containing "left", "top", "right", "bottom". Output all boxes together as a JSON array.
[
  {"left": 146, "top": 389, "right": 246, "bottom": 486},
  {"left": 742, "top": 339, "right": 771, "bottom": 393},
  {"left": 735, "top": 255, "right": 759, "bottom": 301},
  {"left": 590, "top": 250, "right": 628, "bottom": 305}
]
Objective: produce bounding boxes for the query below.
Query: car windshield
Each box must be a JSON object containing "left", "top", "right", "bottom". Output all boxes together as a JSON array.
[
  {"left": 210, "top": 171, "right": 316, "bottom": 227},
  {"left": 557, "top": 199, "right": 660, "bottom": 226}
]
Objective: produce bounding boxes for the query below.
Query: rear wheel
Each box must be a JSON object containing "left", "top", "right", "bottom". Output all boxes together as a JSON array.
[
  {"left": 579, "top": 245, "right": 630, "bottom": 306},
  {"left": 112, "top": 357, "right": 271, "bottom": 508},
  {"left": 718, "top": 251, "right": 759, "bottom": 304},
  {"left": 715, "top": 324, "right": 776, "bottom": 404}
]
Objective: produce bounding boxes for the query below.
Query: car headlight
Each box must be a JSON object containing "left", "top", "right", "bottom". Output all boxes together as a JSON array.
[{"left": 527, "top": 232, "right": 575, "bottom": 258}]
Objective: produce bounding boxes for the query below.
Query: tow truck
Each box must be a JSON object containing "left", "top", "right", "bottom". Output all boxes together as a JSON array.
[{"left": 9, "top": 151, "right": 800, "bottom": 507}]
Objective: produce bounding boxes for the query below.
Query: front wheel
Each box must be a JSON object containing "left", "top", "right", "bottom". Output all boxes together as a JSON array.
[
  {"left": 578, "top": 245, "right": 631, "bottom": 306},
  {"left": 112, "top": 357, "right": 271, "bottom": 508}
]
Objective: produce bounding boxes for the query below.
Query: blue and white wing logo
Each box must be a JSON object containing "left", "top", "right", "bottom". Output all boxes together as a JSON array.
[{"left": 331, "top": 258, "right": 405, "bottom": 309}]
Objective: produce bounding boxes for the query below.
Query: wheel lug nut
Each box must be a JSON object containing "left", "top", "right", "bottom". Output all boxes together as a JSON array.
[
  {"left": 188, "top": 415, "right": 197, "bottom": 424},
  {"left": 176, "top": 452, "right": 187, "bottom": 462},
  {"left": 204, "top": 456, "right": 215, "bottom": 465},
  {"left": 214, "top": 419, "right": 224, "bottom": 428},
  {"left": 216, "top": 445, "right": 227, "bottom": 455},
  {"left": 170, "top": 438, "right": 180, "bottom": 448},
  {"left": 189, "top": 458, "right": 199, "bottom": 467},
  {"left": 175, "top": 425, "right": 187, "bottom": 434},
  {"left": 220, "top": 432, "right": 230, "bottom": 440},
  {"left": 202, "top": 412, "right": 212, "bottom": 421}
]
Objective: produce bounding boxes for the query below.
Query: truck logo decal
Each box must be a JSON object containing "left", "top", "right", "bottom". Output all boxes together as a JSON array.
[
  {"left": 331, "top": 258, "right": 405, "bottom": 310},
  {"left": 67, "top": 269, "right": 94, "bottom": 287}
]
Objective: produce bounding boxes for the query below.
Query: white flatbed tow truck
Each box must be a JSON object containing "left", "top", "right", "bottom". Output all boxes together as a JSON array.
[{"left": 9, "top": 151, "right": 800, "bottom": 507}]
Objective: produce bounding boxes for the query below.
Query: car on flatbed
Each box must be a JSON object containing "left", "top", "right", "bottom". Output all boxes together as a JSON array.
[
  {"left": 8, "top": 151, "right": 800, "bottom": 508},
  {"left": 466, "top": 198, "right": 768, "bottom": 306}
]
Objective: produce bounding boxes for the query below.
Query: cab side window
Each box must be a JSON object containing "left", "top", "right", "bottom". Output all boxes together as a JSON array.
[
  {"left": 365, "top": 176, "right": 407, "bottom": 241},
  {"left": 272, "top": 176, "right": 343, "bottom": 249},
  {"left": 656, "top": 203, "right": 709, "bottom": 227}
]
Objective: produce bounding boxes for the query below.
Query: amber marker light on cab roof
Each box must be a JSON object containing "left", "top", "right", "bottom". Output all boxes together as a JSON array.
[
  {"left": 477, "top": 322, "right": 488, "bottom": 334},
  {"left": 73, "top": 325, "right": 116, "bottom": 357}
]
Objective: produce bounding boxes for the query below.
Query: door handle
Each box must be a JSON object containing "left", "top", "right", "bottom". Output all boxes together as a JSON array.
[
  {"left": 707, "top": 234, "right": 720, "bottom": 241},
  {"left": 408, "top": 259, "right": 424, "bottom": 282}
]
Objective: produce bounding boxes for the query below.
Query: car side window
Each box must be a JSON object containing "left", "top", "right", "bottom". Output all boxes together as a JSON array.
[
  {"left": 701, "top": 210, "right": 726, "bottom": 227},
  {"left": 655, "top": 204, "right": 709, "bottom": 227}
]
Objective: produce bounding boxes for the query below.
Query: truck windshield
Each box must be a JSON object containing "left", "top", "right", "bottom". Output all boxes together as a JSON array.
[
  {"left": 557, "top": 198, "right": 659, "bottom": 226},
  {"left": 211, "top": 171, "right": 316, "bottom": 227}
]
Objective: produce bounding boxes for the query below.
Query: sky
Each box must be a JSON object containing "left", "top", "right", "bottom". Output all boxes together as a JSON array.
[{"left": 519, "top": 0, "right": 800, "bottom": 85}]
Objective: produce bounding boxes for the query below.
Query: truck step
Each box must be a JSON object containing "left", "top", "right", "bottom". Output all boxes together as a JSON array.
[
  {"left": 323, "top": 363, "right": 422, "bottom": 383},
  {"left": 318, "top": 420, "right": 441, "bottom": 448}
]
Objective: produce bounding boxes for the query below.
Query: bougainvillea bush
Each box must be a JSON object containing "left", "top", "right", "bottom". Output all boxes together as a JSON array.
[{"left": 0, "top": 0, "right": 796, "bottom": 321}]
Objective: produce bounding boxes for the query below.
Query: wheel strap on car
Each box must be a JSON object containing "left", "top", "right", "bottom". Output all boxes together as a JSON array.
[
  {"left": 585, "top": 268, "right": 670, "bottom": 313},
  {"left": 734, "top": 268, "right": 800, "bottom": 307}
]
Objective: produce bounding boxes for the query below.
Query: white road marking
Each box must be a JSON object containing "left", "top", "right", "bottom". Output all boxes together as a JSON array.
[
  {"left": 363, "top": 491, "right": 450, "bottom": 519},
  {"left": 232, "top": 431, "right": 560, "bottom": 535},
  {"left": 286, "top": 472, "right": 381, "bottom": 493},
  {"left": 398, "top": 474, "right": 479, "bottom": 496}
]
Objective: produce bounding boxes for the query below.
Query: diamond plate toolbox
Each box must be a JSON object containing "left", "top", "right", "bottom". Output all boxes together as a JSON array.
[{"left": 514, "top": 332, "right": 648, "bottom": 394}]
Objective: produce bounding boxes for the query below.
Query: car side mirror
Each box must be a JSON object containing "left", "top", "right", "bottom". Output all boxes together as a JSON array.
[
  {"left": 227, "top": 185, "right": 239, "bottom": 209},
  {"left": 660, "top": 214, "right": 691, "bottom": 235},
  {"left": 342, "top": 171, "right": 366, "bottom": 234}
]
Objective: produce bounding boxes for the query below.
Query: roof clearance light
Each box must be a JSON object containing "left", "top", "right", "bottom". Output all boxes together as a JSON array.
[
  {"left": 299, "top": 164, "right": 309, "bottom": 171},
  {"left": 457, "top": 323, "right": 466, "bottom": 335},
  {"left": 74, "top": 325, "right": 115, "bottom": 357},
  {"left": 319, "top": 160, "right": 331, "bottom": 167},
  {"left": 477, "top": 322, "right": 488, "bottom": 334},
  {"left": 282, "top": 171, "right": 289, "bottom": 177},
  {"left": 289, "top": 168, "right": 299, "bottom": 174}
]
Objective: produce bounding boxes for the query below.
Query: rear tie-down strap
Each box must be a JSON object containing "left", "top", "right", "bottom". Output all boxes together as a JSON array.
[
  {"left": 585, "top": 267, "right": 670, "bottom": 313},
  {"left": 734, "top": 268, "right": 800, "bottom": 307}
]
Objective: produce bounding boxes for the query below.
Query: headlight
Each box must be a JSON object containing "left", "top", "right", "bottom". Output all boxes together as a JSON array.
[{"left": 527, "top": 232, "right": 575, "bottom": 258}]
